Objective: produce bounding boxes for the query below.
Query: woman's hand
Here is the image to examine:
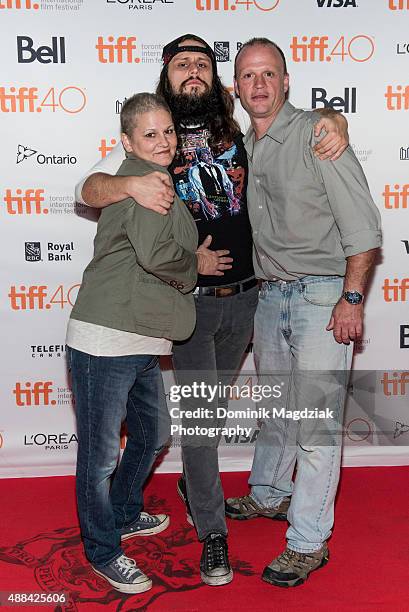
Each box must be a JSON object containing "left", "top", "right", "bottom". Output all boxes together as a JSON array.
[{"left": 196, "top": 235, "right": 233, "bottom": 276}]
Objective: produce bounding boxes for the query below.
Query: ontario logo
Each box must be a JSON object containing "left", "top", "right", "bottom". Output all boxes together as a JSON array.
[{"left": 16, "top": 144, "right": 77, "bottom": 166}]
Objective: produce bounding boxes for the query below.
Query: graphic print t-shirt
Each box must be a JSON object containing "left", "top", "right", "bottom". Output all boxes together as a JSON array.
[{"left": 168, "top": 126, "right": 254, "bottom": 287}]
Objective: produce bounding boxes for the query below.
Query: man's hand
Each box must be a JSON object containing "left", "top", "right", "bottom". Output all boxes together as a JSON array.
[
  {"left": 125, "top": 172, "right": 175, "bottom": 215},
  {"left": 326, "top": 299, "right": 363, "bottom": 344},
  {"left": 313, "top": 111, "right": 349, "bottom": 161},
  {"left": 196, "top": 235, "right": 233, "bottom": 276}
]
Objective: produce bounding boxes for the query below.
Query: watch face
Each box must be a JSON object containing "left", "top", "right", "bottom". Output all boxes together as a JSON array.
[{"left": 344, "top": 291, "right": 363, "bottom": 304}]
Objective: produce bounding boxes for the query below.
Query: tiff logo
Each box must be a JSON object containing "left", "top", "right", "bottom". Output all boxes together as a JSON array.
[
  {"left": 381, "top": 372, "right": 409, "bottom": 395},
  {"left": 400, "top": 325, "right": 409, "bottom": 348},
  {"left": 385, "top": 85, "right": 409, "bottom": 110},
  {"left": 0, "top": 0, "right": 38, "bottom": 8},
  {"left": 400, "top": 146, "right": 409, "bottom": 160},
  {"left": 0, "top": 87, "right": 37, "bottom": 112},
  {"left": 17, "top": 36, "right": 66, "bottom": 64},
  {"left": 8, "top": 285, "right": 48, "bottom": 310},
  {"left": 383, "top": 184, "right": 409, "bottom": 208},
  {"left": 389, "top": 0, "right": 409, "bottom": 9},
  {"left": 96, "top": 36, "right": 139, "bottom": 63},
  {"left": 13, "top": 381, "right": 55, "bottom": 406},
  {"left": 99, "top": 138, "right": 118, "bottom": 158},
  {"left": 3, "top": 189, "right": 46, "bottom": 214},
  {"left": 382, "top": 278, "right": 409, "bottom": 302}
]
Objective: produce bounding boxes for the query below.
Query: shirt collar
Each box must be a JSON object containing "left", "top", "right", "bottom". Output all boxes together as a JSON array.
[{"left": 243, "top": 100, "right": 296, "bottom": 153}]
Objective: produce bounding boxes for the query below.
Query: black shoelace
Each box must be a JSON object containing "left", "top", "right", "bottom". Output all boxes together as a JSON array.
[{"left": 205, "top": 536, "right": 228, "bottom": 569}]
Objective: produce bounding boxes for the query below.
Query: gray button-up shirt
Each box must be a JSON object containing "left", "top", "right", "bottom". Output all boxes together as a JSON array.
[{"left": 244, "top": 101, "right": 382, "bottom": 281}]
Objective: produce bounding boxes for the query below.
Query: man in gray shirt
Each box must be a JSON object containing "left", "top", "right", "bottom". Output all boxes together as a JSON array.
[{"left": 226, "top": 38, "right": 381, "bottom": 588}]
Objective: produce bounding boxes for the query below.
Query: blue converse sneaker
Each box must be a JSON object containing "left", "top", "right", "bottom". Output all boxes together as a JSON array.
[
  {"left": 92, "top": 554, "right": 152, "bottom": 594},
  {"left": 120, "top": 512, "right": 170, "bottom": 541}
]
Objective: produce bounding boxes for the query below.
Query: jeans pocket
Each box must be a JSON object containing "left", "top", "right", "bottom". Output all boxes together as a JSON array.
[
  {"left": 301, "top": 278, "right": 342, "bottom": 307},
  {"left": 142, "top": 355, "right": 159, "bottom": 372}
]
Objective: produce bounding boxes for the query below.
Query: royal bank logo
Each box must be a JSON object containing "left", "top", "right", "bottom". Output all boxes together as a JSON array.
[
  {"left": 394, "top": 421, "right": 409, "bottom": 438},
  {"left": 25, "top": 241, "right": 41, "bottom": 262},
  {"left": 214, "top": 41, "right": 230, "bottom": 62},
  {"left": 17, "top": 144, "right": 77, "bottom": 166}
]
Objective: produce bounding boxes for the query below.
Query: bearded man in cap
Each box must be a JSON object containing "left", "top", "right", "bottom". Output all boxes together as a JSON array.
[{"left": 75, "top": 34, "right": 348, "bottom": 586}]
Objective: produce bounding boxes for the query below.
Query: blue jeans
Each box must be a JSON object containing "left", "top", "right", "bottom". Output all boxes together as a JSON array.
[
  {"left": 249, "top": 277, "right": 352, "bottom": 553},
  {"left": 67, "top": 347, "right": 170, "bottom": 566}
]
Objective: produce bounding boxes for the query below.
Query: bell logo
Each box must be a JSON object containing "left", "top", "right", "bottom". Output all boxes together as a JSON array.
[
  {"left": 312, "top": 87, "right": 357, "bottom": 113},
  {"left": 3, "top": 189, "right": 47, "bottom": 214},
  {"left": 385, "top": 85, "right": 409, "bottom": 110},
  {"left": 291, "top": 35, "right": 374, "bottom": 63},
  {"left": 389, "top": 0, "right": 409, "bottom": 9},
  {"left": 383, "top": 184, "right": 409, "bottom": 208},
  {"left": 99, "top": 138, "right": 118, "bottom": 158},
  {"left": 400, "top": 325, "right": 409, "bottom": 348},
  {"left": 0, "top": 0, "right": 38, "bottom": 9},
  {"left": 96, "top": 36, "right": 140, "bottom": 64},
  {"left": 17, "top": 36, "right": 66, "bottom": 64},
  {"left": 13, "top": 381, "right": 55, "bottom": 406},
  {"left": 382, "top": 278, "right": 409, "bottom": 302},
  {"left": 381, "top": 372, "right": 409, "bottom": 396}
]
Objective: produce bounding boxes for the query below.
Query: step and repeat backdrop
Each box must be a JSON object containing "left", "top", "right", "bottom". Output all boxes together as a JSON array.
[{"left": 1, "top": 0, "right": 408, "bottom": 478}]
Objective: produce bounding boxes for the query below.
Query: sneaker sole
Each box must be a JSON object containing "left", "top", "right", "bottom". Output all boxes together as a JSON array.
[
  {"left": 92, "top": 567, "right": 153, "bottom": 594},
  {"left": 200, "top": 568, "right": 233, "bottom": 587},
  {"left": 121, "top": 515, "right": 170, "bottom": 541},
  {"left": 261, "top": 555, "right": 329, "bottom": 588},
  {"left": 225, "top": 510, "right": 287, "bottom": 521},
  {"left": 176, "top": 482, "right": 194, "bottom": 526}
]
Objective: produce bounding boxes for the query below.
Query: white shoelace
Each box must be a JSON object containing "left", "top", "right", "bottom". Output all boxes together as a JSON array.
[
  {"left": 139, "top": 512, "right": 156, "bottom": 523},
  {"left": 114, "top": 555, "right": 140, "bottom": 579}
]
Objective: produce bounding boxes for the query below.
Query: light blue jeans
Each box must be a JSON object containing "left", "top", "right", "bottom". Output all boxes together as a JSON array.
[{"left": 249, "top": 276, "right": 352, "bottom": 553}]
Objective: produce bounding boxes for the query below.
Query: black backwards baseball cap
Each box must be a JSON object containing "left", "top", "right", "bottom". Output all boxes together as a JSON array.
[{"left": 161, "top": 34, "right": 217, "bottom": 74}]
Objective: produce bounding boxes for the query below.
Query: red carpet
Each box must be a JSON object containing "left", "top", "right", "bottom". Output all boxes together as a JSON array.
[{"left": 0, "top": 468, "right": 408, "bottom": 611}]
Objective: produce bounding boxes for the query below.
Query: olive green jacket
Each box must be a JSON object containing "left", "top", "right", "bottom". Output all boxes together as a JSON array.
[{"left": 70, "top": 154, "right": 198, "bottom": 340}]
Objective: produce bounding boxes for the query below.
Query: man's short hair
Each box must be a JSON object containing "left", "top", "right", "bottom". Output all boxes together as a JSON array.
[
  {"left": 234, "top": 38, "right": 288, "bottom": 77},
  {"left": 120, "top": 92, "right": 171, "bottom": 136}
]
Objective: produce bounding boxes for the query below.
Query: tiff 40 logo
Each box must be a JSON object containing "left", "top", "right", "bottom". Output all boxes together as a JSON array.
[
  {"left": 0, "top": 86, "right": 86, "bottom": 113},
  {"left": 8, "top": 284, "right": 80, "bottom": 310},
  {"left": 196, "top": 0, "right": 280, "bottom": 11},
  {"left": 291, "top": 35, "right": 375, "bottom": 63}
]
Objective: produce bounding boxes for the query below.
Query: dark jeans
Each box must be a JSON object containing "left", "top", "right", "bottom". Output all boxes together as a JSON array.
[
  {"left": 172, "top": 285, "right": 258, "bottom": 540},
  {"left": 68, "top": 347, "right": 170, "bottom": 566}
]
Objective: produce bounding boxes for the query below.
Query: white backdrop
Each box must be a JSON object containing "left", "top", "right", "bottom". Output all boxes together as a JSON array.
[{"left": 1, "top": 0, "right": 408, "bottom": 478}]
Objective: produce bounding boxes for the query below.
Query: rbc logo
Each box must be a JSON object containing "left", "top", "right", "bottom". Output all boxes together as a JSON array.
[
  {"left": 17, "top": 36, "right": 66, "bottom": 64},
  {"left": 214, "top": 42, "right": 230, "bottom": 62},
  {"left": 25, "top": 242, "right": 41, "bottom": 262}
]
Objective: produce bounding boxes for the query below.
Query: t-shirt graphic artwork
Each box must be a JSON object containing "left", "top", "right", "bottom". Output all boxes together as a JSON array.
[
  {"left": 168, "top": 126, "right": 254, "bottom": 287},
  {"left": 171, "top": 128, "right": 244, "bottom": 221}
]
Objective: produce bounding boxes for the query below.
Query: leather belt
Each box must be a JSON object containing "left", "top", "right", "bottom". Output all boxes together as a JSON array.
[{"left": 194, "top": 277, "right": 258, "bottom": 298}]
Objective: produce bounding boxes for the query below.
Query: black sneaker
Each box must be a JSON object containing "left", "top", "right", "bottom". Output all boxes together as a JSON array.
[
  {"left": 176, "top": 476, "right": 194, "bottom": 526},
  {"left": 200, "top": 533, "right": 233, "bottom": 586},
  {"left": 92, "top": 554, "right": 152, "bottom": 594}
]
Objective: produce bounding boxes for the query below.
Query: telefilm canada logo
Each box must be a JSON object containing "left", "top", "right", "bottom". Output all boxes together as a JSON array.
[
  {"left": 30, "top": 344, "right": 66, "bottom": 358},
  {"left": 17, "top": 144, "right": 77, "bottom": 166}
]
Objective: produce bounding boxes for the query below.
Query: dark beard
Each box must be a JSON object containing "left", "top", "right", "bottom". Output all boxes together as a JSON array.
[{"left": 166, "top": 87, "right": 224, "bottom": 128}]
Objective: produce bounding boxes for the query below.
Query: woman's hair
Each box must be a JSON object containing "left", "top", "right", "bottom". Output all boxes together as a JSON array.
[{"left": 120, "top": 92, "right": 171, "bottom": 136}]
